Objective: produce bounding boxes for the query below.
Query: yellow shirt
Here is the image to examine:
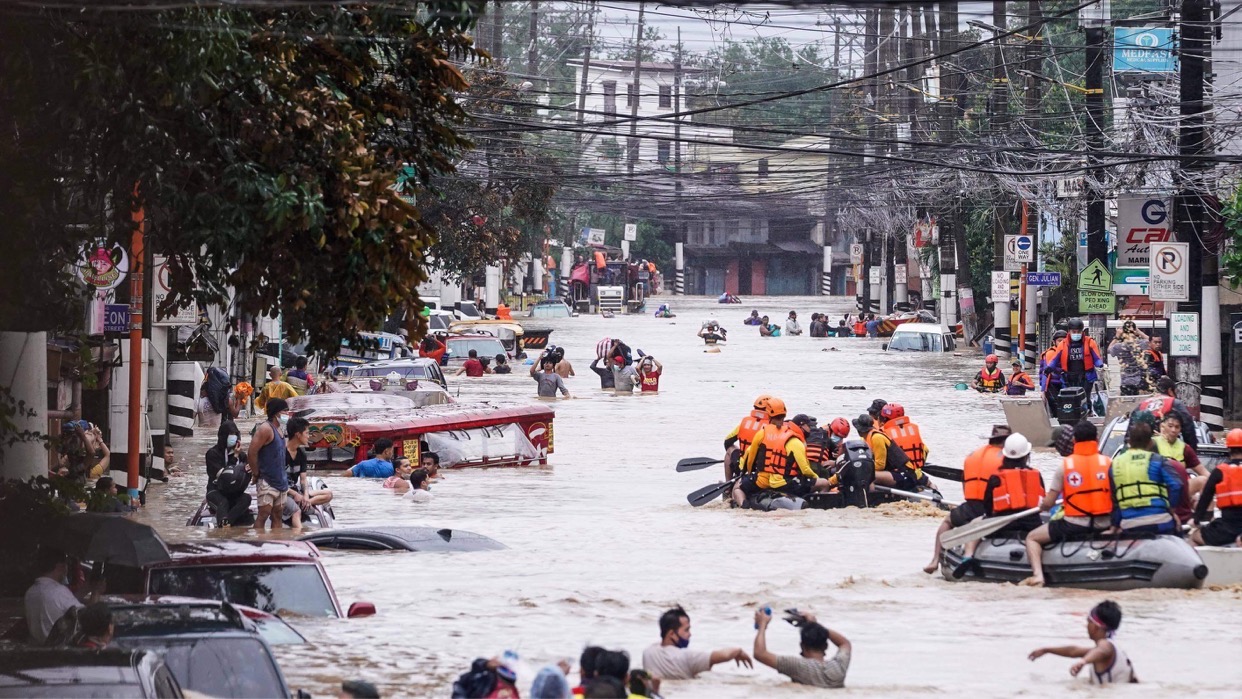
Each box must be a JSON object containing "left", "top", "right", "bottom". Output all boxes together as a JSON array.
[
  {"left": 742, "top": 427, "right": 818, "bottom": 489},
  {"left": 256, "top": 379, "right": 298, "bottom": 411},
  {"left": 867, "top": 430, "right": 890, "bottom": 471}
]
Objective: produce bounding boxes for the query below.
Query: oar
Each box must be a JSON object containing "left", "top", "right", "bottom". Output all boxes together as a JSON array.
[
  {"left": 939, "top": 507, "right": 1040, "bottom": 550},
  {"left": 687, "top": 478, "right": 738, "bottom": 507},
  {"left": 677, "top": 456, "right": 724, "bottom": 472},
  {"left": 872, "top": 485, "right": 957, "bottom": 508},
  {"left": 921, "top": 463, "right": 964, "bottom": 482}
]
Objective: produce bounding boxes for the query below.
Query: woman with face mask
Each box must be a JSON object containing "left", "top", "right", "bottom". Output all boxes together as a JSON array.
[{"left": 204, "top": 419, "right": 253, "bottom": 527}]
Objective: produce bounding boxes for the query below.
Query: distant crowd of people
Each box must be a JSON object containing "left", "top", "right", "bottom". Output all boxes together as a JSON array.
[{"left": 743, "top": 310, "right": 882, "bottom": 338}]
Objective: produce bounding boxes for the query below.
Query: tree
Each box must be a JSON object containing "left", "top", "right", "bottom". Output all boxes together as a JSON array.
[{"left": 0, "top": 3, "right": 486, "bottom": 355}]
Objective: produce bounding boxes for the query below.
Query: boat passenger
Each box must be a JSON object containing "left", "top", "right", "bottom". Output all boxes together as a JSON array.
[
  {"left": 405, "top": 468, "right": 433, "bottom": 503},
  {"left": 1022, "top": 421, "right": 1114, "bottom": 587},
  {"left": 1006, "top": 359, "right": 1036, "bottom": 396},
  {"left": 588, "top": 356, "right": 616, "bottom": 390},
  {"left": 744, "top": 310, "right": 762, "bottom": 326},
  {"left": 531, "top": 356, "right": 572, "bottom": 398},
  {"left": 723, "top": 395, "right": 772, "bottom": 484},
  {"left": 738, "top": 403, "right": 833, "bottom": 504},
  {"left": 455, "top": 349, "right": 491, "bottom": 377},
  {"left": 1139, "top": 376, "right": 1199, "bottom": 449},
  {"left": 1190, "top": 428, "right": 1242, "bottom": 546},
  {"left": 855, "top": 413, "right": 917, "bottom": 492},
  {"left": 1049, "top": 318, "right": 1105, "bottom": 392},
  {"left": 753, "top": 608, "right": 850, "bottom": 689},
  {"left": 345, "top": 437, "right": 396, "bottom": 478},
  {"left": 1039, "top": 330, "right": 1067, "bottom": 399},
  {"left": 641, "top": 605, "right": 752, "bottom": 681},
  {"left": 972, "top": 354, "right": 1007, "bottom": 393},
  {"left": 493, "top": 354, "right": 512, "bottom": 374},
  {"left": 1111, "top": 410, "right": 1182, "bottom": 536},
  {"left": 879, "top": 403, "right": 929, "bottom": 483},
  {"left": 827, "top": 417, "right": 851, "bottom": 460},
  {"left": 1154, "top": 412, "right": 1204, "bottom": 518},
  {"left": 784, "top": 311, "right": 803, "bottom": 336},
  {"left": 1028, "top": 600, "right": 1136, "bottom": 684},
  {"left": 970, "top": 434, "right": 1045, "bottom": 554},
  {"left": 866, "top": 399, "right": 887, "bottom": 421},
  {"left": 923, "top": 425, "right": 1009, "bottom": 574}
]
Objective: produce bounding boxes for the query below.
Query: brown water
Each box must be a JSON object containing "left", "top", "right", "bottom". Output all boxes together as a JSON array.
[{"left": 143, "top": 296, "right": 1242, "bottom": 697}]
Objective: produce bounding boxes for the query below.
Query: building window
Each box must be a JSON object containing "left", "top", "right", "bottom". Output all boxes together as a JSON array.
[
  {"left": 626, "top": 82, "right": 638, "bottom": 108},
  {"left": 757, "top": 158, "right": 770, "bottom": 179},
  {"left": 603, "top": 81, "right": 616, "bottom": 115},
  {"left": 657, "top": 140, "right": 670, "bottom": 164},
  {"left": 659, "top": 85, "right": 672, "bottom": 108}
]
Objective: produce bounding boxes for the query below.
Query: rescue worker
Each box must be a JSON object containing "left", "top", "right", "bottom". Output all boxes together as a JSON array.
[
  {"left": 1143, "top": 335, "right": 1166, "bottom": 390},
  {"left": 878, "top": 403, "right": 929, "bottom": 483},
  {"left": 854, "top": 413, "right": 917, "bottom": 492},
  {"left": 866, "top": 399, "right": 887, "bottom": 422},
  {"left": 1022, "top": 420, "right": 1114, "bottom": 587},
  {"left": 1110, "top": 410, "right": 1183, "bottom": 536},
  {"left": 792, "top": 415, "right": 829, "bottom": 471},
  {"left": 972, "top": 354, "right": 1007, "bottom": 393},
  {"left": 827, "top": 417, "right": 851, "bottom": 460},
  {"left": 1138, "top": 376, "right": 1198, "bottom": 450},
  {"left": 736, "top": 401, "right": 831, "bottom": 506},
  {"left": 1050, "top": 318, "right": 1104, "bottom": 392},
  {"left": 978, "top": 434, "right": 1045, "bottom": 541},
  {"left": 1190, "top": 428, "right": 1242, "bottom": 547},
  {"left": 1006, "top": 359, "right": 1036, "bottom": 396},
  {"left": 922, "top": 425, "right": 1009, "bottom": 574},
  {"left": 723, "top": 395, "right": 773, "bottom": 483},
  {"left": 1040, "top": 329, "right": 1067, "bottom": 413},
  {"left": 1154, "top": 412, "right": 1208, "bottom": 507}
]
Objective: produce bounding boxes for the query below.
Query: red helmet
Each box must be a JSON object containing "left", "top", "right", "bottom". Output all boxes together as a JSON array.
[
  {"left": 880, "top": 403, "right": 905, "bottom": 420},
  {"left": 985, "top": 354, "right": 999, "bottom": 364},
  {"left": 830, "top": 417, "right": 850, "bottom": 438},
  {"left": 1227, "top": 428, "right": 1242, "bottom": 449}
]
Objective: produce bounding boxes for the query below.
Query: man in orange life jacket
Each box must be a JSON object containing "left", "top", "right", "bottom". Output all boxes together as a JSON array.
[
  {"left": 1143, "top": 335, "right": 1167, "bottom": 391},
  {"left": 1050, "top": 318, "right": 1104, "bottom": 391},
  {"left": 969, "top": 433, "right": 1045, "bottom": 557},
  {"left": 737, "top": 402, "right": 832, "bottom": 505},
  {"left": 723, "top": 395, "right": 773, "bottom": 483},
  {"left": 878, "top": 403, "right": 930, "bottom": 482},
  {"left": 1190, "top": 429, "right": 1242, "bottom": 547},
  {"left": 1022, "top": 420, "right": 1114, "bottom": 587},
  {"left": 972, "top": 354, "right": 1007, "bottom": 393},
  {"left": 1007, "top": 359, "right": 1036, "bottom": 396},
  {"left": 922, "top": 425, "right": 1010, "bottom": 574},
  {"left": 854, "top": 413, "right": 918, "bottom": 492}
]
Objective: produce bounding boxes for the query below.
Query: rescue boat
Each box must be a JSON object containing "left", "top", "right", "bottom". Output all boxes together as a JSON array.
[{"left": 940, "top": 534, "right": 1207, "bottom": 590}]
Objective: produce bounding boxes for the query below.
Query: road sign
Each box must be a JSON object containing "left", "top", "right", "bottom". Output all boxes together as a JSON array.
[
  {"left": 850, "top": 243, "right": 864, "bottom": 264},
  {"left": 581, "top": 227, "right": 606, "bottom": 246},
  {"left": 1149, "top": 241, "right": 1189, "bottom": 301},
  {"left": 1014, "top": 234, "right": 1034, "bottom": 262},
  {"left": 151, "top": 255, "right": 198, "bottom": 326},
  {"left": 1233, "top": 321, "right": 1242, "bottom": 345},
  {"left": 1116, "top": 196, "right": 1171, "bottom": 269},
  {"left": 868, "top": 267, "right": 881, "bottom": 285},
  {"left": 1078, "top": 259, "right": 1112, "bottom": 293},
  {"left": 991, "top": 271, "right": 1010, "bottom": 299},
  {"left": 103, "top": 304, "right": 129, "bottom": 333},
  {"left": 893, "top": 264, "right": 907, "bottom": 285},
  {"left": 1112, "top": 268, "right": 1149, "bottom": 295},
  {"left": 1079, "top": 290, "right": 1116, "bottom": 314},
  {"left": 623, "top": 223, "right": 637, "bottom": 242},
  {"left": 1003, "top": 236, "right": 1021, "bottom": 272},
  {"left": 1114, "top": 27, "right": 1178, "bottom": 73},
  {"left": 1170, "top": 312, "right": 1199, "bottom": 356},
  {"left": 1026, "top": 271, "right": 1061, "bottom": 286}
]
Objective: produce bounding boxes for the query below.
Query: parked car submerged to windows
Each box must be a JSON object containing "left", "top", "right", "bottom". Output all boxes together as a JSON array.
[{"left": 0, "top": 649, "right": 182, "bottom": 698}]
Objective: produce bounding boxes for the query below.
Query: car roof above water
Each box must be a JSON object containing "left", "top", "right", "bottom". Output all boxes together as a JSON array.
[
  {"left": 152, "top": 540, "right": 322, "bottom": 568},
  {"left": 892, "top": 323, "right": 949, "bottom": 334}
]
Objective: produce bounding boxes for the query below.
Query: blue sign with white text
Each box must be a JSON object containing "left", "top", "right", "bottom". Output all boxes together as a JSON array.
[
  {"left": 1026, "top": 272, "right": 1062, "bottom": 287},
  {"left": 1114, "top": 27, "right": 1177, "bottom": 73},
  {"left": 104, "top": 304, "right": 130, "bottom": 333}
]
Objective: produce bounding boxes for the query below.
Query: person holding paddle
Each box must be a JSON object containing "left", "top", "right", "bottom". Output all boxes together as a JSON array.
[
  {"left": 965, "top": 434, "right": 1045, "bottom": 559},
  {"left": 923, "top": 425, "right": 1009, "bottom": 574}
]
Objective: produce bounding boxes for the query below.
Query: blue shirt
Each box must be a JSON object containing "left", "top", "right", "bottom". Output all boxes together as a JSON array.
[
  {"left": 257, "top": 422, "right": 289, "bottom": 491},
  {"left": 351, "top": 457, "right": 395, "bottom": 478}
]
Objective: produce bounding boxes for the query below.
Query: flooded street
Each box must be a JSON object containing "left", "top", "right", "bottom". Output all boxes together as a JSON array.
[{"left": 144, "top": 296, "right": 1242, "bottom": 697}]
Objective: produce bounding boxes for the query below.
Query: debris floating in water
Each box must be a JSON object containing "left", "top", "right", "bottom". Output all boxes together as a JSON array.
[{"left": 833, "top": 385, "right": 866, "bottom": 390}]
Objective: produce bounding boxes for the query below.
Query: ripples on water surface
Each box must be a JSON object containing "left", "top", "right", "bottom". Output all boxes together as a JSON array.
[{"left": 142, "top": 296, "right": 1242, "bottom": 697}]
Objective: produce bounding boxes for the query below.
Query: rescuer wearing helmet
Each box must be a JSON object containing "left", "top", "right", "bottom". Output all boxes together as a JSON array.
[
  {"left": 878, "top": 403, "right": 930, "bottom": 482},
  {"left": 827, "top": 417, "right": 851, "bottom": 460},
  {"left": 1049, "top": 318, "right": 1104, "bottom": 392},
  {"left": 723, "top": 395, "right": 773, "bottom": 482},
  {"left": 736, "top": 398, "right": 831, "bottom": 506},
  {"left": 972, "top": 354, "right": 1007, "bottom": 393},
  {"left": 922, "top": 425, "right": 1009, "bottom": 574},
  {"left": 1040, "top": 329, "right": 1068, "bottom": 412},
  {"left": 976, "top": 433, "right": 1045, "bottom": 544},
  {"left": 1190, "top": 428, "right": 1242, "bottom": 547}
]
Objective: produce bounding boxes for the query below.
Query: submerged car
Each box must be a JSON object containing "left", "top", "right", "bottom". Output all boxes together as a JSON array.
[
  {"left": 444, "top": 334, "right": 509, "bottom": 367},
  {"left": 347, "top": 357, "right": 449, "bottom": 391},
  {"left": 300, "top": 526, "right": 507, "bottom": 552},
  {"left": 0, "top": 649, "right": 183, "bottom": 698},
  {"left": 528, "top": 298, "right": 574, "bottom": 319},
  {"left": 883, "top": 322, "right": 958, "bottom": 352}
]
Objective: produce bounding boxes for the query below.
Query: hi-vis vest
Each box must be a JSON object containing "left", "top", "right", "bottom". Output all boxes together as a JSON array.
[
  {"left": 1216, "top": 462, "right": 1242, "bottom": 509},
  {"left": 883, "top": 417, "right": 927, "bottom": 475},
  {"left": 1061, "top": 451, "right": 1113, "bottom": 518},
  {"left": 992, "top": 468, "right": 1044, "bottom": 514},
  {"left": 978, "top": 367, "right": 1004, "bottom": 391},
  {"left": 1154, "top": 436, "right": 1186, "bottom": 464},
  {"left": 1112, "top": 449, "right": 1170, "bottom": 512},
  {"left": 963, "top": 444, "right": 1004, "bottom": 501}
]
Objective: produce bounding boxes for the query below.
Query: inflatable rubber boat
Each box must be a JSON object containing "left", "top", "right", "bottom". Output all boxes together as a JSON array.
[
  {"left": 941, "top": 533, "right": 1206, "bottom": 590},
  {"left": 186, "top": 477, "right": 336, "bottom": 529}
]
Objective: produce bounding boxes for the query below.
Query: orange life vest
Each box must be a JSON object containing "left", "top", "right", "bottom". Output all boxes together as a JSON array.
[
  {"left": 734, "top": 411, "right": 768, "bottom": 473},
  {"left": 882, "top": 417, "right": 926, "bottom": 474},
  {"left": 977, "top": 367, "right": 1004, "bottom": 391},
  {"left": 759, "top": 424, "right": 801, "bottom": 480},
  {"left": 1057, "top": 337, "right": 1102, "bottom": 371},
  {"left": 1061, "top": 443, "right": 1113, "bottom": 518},
  {"left": 962, "top": 444, "right": 1004, "bottom": 501},
  {"left": 593, "top": 251, "right": 606, "bottom": 269},
  {"left": 853, "top": 321, "right": 866, "bottom": 336},
  {"left": 991, "top": 468, "right": 1044, "bottom": 514},
  {"left": 1216, "top": 462, "right": 1242, "bottom": 509}
]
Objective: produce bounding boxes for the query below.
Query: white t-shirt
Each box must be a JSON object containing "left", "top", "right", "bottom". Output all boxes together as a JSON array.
[
  {"left": 642, "top": 643, "right": 712, "bottom": 680},
  {"left": 24, "top": 576, "right": 82, "bottom": 643},
  {"left": 1089, "top": 642, "right": 1135, "bottom": 684},
  {"left": 405, "top": 488, "right": 433, "bottom": 503},
  {"left": 197, "top": 397, "right": 221, "bottom": 428}
]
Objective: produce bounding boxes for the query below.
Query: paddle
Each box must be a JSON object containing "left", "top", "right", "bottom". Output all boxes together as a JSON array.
[
  {"left": 939, "top": 507, "right": 1040, "bottom": 550},
  {"left": 872, "top": 485, "right": 956, "bottom": 509},
  {"left": 921, "top": 463, "right": 964, "bottom": 482},
  {"left": 687, "top": 478, "right": 738, "bottom": 507},
  {"left": 676, "top": 457, "right": 724, "bottom": 472}
]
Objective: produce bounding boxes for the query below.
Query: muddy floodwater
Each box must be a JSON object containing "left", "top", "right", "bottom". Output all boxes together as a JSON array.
[{"left": 141, "top": 296, "right": 1242, "bottom": 697}]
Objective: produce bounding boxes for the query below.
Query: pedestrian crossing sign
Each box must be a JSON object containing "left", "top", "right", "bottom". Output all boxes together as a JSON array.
[{"left": 1078, "top": 259, "right": 1111, "bottom": 293}]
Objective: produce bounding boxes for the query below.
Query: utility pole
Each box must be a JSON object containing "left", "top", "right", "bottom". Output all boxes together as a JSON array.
[
  {"left": 1021, "top": 0, "right": 1043, "bottom": 367},
  {"left": 527, "top": 1, "right": 539, "bottom": 87},
  {"left": 491, "top": 0, "right": 505, "bottom": 61},
  {"left": 574, "top": 1, "right": 596, "bottom": 175},
  {"left": 990, "top": 0, "right": 1012, "bottom": 360},
  {"left": 937, "top": 2, "right": 962, "bottom": 334},
  {"left": 674, "top": 25, "right": 685, "bottom": 296},
  {"left": 861, "top": 7, "right": 878, "bottom": 314},
  {"left": 626, "top": 2, "right": 646, "bottom": 178},
  {"left": 1177, "top": 0, "right": 1223, "bottom": 429},
  {"left": 1083, "top": 7, "right": 1108, "bottom": 343},
  {"left": 126, "top": 184, "right": 146, "bottom": 499}
]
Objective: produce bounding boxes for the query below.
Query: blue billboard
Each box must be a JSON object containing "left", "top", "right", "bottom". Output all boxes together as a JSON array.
[{"left": 1114, "top": 27, "right": 1177, "bottom": 73}]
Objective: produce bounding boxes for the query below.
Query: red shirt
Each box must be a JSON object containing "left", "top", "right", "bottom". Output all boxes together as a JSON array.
[
  {"left": 639, "top": 368, "right": 662, "bottom": 392},
  {"left": 462, "top": 359, "right": 484, "bottom": 377}
]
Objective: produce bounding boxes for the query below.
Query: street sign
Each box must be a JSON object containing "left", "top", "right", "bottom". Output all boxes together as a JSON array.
[
  {"left": 1078, "top": 259, "right": 1112, "bottom": 293},
  {"left": 1114, "top": 27, "right": 1178, "bottom": 73},
  {"left": 1116, "top": 196, "right": 1171, "bottom": 269},
  {"left": 151, "top": 255, "right": 198, "bottom": 326},
  {"left": 1170, "top": 312, "right": 1199, "bottom": 356},
  {"left": 1014, "top": 234, "right": 1034, "bottom": 262},
  {"left": 1149, "top": 242, "right": 1189, "bottom": 301},
  {"left": 1026, "top": 271, "right": 1061, "bottom": 286},
  {"left": 1077, "top": 232, "right": 1089, "bottom": 269},
  {"left": 991, "top": 271, "right": 1010, "bottom": 299},
  {"left": 1112, "top": 268, "right": 1149, "bottom": 296},
  {"left": 581, "top": 227, "right": 606, "bottom": 246},
  {"left": 1079, "top": 290, "right": 1116, "bottom": 314},
  {"left": 623, "top": 223, "right": 637, "bottom": 242},
  {"left": 850, "top": 243, "right": 864, "bottom": 264},
  {"left": 104, "top": 304, "right": 129, "bottom": 333},
  {"left": 868, "top": 267, "right": 881, "bottom": 285},
  {"left": 1003, "top": 236, "right": 1021, "bottom": 272},
  {"left": 1233, "top": 321, "right": 1242, "bottom": 345},
  {"left": 893, "top": 264, "right": 907, "bottom": 285}
]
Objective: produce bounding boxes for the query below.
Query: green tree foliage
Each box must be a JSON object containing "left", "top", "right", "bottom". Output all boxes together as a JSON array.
[{"left": 1, "top": 3, "right": 486, "bottom": 354}]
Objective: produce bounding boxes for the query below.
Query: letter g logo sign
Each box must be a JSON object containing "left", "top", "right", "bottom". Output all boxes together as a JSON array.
[{"left": 1142, "top": 199, "right": 1167, "bottom": 225}]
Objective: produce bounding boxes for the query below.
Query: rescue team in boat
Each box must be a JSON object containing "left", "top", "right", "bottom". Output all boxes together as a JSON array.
[
  {"left": 721, "top": 395, "right": 933, "bottom": 507},
  {"left": 923, "top": 407, "right": 1242, "bottom": 586}
]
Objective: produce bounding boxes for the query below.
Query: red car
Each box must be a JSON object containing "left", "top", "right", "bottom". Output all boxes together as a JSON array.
[{"left": 105, "top": 540, "right": 374, "bottom": 619}]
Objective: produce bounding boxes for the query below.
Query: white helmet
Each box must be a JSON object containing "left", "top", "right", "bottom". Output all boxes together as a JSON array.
[{"left": 1003, "top": 433, "right": 1032, "bottom": 459}]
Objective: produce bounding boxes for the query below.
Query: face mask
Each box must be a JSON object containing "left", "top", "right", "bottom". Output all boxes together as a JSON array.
[
  {"left": 279, "top": 414, "right": 289, "bottom": 426},
  {"left": 674, "top": 636, "right": 690, "bottom": 649},
  {"left": 1071, "top": 333, "right": 1083, "bottom": 341},
  {"left": 226, "top": 435, "right": 239, "bottom": 448}
]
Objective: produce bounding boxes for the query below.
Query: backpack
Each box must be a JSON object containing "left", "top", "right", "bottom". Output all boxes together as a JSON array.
[{"left": 205, "top": 367, "right": 231, "bottom": 414}]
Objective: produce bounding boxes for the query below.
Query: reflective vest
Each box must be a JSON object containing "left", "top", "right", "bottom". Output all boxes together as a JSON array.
[
  {"left": 735, "top": 411, "right": 769, "bottom": 473},
  {"left": 1061, "top": 447, "right": 1113, "bottom": 518},
  {"left": 1139, "top": 395, "right": 1175, "bottom": 420},
  {"left": 593, "top": 251, "right": 606, "bottom": 269},
  {"left": 1154, "top": 436, "right": 1186, "bottom": 464},
  {"left": 883, "top": 417, "right": 927, "bottom": 475},
  {"left": 991, "top": 468, "right": 1044, "bottom": 514},
  {"left": 760, "top": 425, "right": 800, "bottom": 480},
  {"left": 977, "top": 367, "right": 1004, "bottom": 391},
  {"left": 1216, "top": 462, "right": 1242, "bottom": 509},
  {"left": 804, "top": 427, "right": 829, "bottom": 465},
  {"left": 1058, "top": 337, "right": 1102, "bottom": 372},
  {"left": 1112, "top": 449, "right": 1170, "bottom": 512},
  {"left": 963, "top": 444, "right": 1004, "bottom": 501}
]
